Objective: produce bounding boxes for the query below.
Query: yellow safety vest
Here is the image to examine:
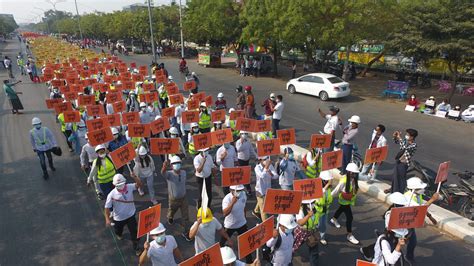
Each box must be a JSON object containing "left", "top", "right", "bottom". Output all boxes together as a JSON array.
[
  {"left": 404, "top": 191, "right": 423, "bottom": 205},
  {"left": 338, "top": 175, "right": 357, "bottom": 206},
  {"left": 188, "top": 138, "right": 197, "bottom": 155},
  {"left": 229, "top": 119, "right": 239, "bottom": 137},
  {"left": 30, "top": 128, "right": 48, "bottom": 145},
  {"left": 306, "top": 152, "right": 322, "bottom": 179},
  {"left": 57, "top": 113, "right": 77, "bottom": 132},
  {"left": 301, "top": 206, "right": 319, "bottom": 230},
  {"left": 315, "top": 188, "right": 333, "bottom": 214},
  {"left": 131, "top": 137, "right": 142, "bottom": 149},
  {"left": 96, "top": 157, "right": 116, "bottom": 184},
  {"left": 199, "top": 113, "right": 211, "bottom": 129}
]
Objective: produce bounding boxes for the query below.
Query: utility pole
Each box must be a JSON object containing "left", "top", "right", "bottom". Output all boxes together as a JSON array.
[
  {"left": 45, "top": 0, "right": 65, "bottom": 36},
  {"left": 74, "top": 0, "right": 84, "bottom": 41},
  {"left": 179, "top": 0, "right": 184, "bottom": 58},
  {"left": 147, "top": 0, "right": 157, "bottom": 63}
]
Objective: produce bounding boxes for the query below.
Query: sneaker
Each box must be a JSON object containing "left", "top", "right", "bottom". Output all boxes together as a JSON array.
[
  {"left": 182, "top": 232, "right": 192, "bottom": 242},
  {"left": 320, "top": 239, "right": 327, "bottom": 245},
  {"left": 360, "top": 247, "right": 372, "bottom": 261},
  {"left": 251, "top": 211, "right": 261, "bottom": 220},
  {"left": 151, "top": 199, "right": 158, "bottom": 205},
  {"left": 330, "top": 218, "right": 341, "bottom": 228},
  {"left": 116, "top": 234, "right": 123, "bottom": 240},
  {"left": 168, "top": 218, "right": 174, "bottom": 225},
  {"left": 347, "top": 234, "right": 359, "bottom": 245}
]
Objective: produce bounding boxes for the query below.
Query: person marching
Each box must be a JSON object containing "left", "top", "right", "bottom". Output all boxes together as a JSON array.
[
  {"left": 198, "top": 102, "right": 212, "bottom": 133},
  {"left": 252, "top": 156, "right": 277, "bottom": 221},
  {"left": 315, "top": 171, "right": 334, "bottom": 245},
  {"left": 226, "top": 108, "right": 240, "bottom": 140},
  {"left": 133, "top": 146, "right": 157, "bottom": 205},
  {"left": 359, "top": 124, "right": 387, "bottom": 183},
  {"left": 80, "top": 134, "right": 97, "bottom": 172},
  {"left": 294, "top": 199, "right": 320, "bottom": 266},
  {"left": 235, "top": 131, "right": 257, "bottom": 195},
  {"left": 57, "top": 111, "right": 77, "bottom": 152},
  {"left": 318, "top": 106, "right": 340, "bottom": 152},
  {"left": 215, "top": 92, "right": 227, "bottom": 110},
  {"left": 265, "top": 214, "right": 298, "bottom": 265},
  {"left": 29, "top": 117, "right": 58, "bottom": 180},
  {"left": 340, "top": 115, "right": 360, "bottom": 174},
  {"left": 139, "top": 223, "right": 183, "bottom": 266},
  {"left": 330, "top": 162, "right": 360, "bottom": 245},
  {"left": 189, "top": 208, "right": 232, "bottom": 254},
  {"left": 216, "top": 142, "right": 238, "bottom": 195},
  {"left": 87, "top": 144, "right": 117, "bottom": 198},
  {"left": 188, "top": 122, "right": 200, "bottom": 156},
  {"left": 221, "top": 246, "right": 260, "bottom": 266},
  {"left": 304, "top": 148, "right": 322, "bottom": 179},
  {"left": 193, "top": 147, "right": 218, "bottom": 208},
  {"left": 278, "top": 147, "right": 303, "bottom": 190},
  {"left": 371, "top": 212, "right": 409, "bottom": 266}
]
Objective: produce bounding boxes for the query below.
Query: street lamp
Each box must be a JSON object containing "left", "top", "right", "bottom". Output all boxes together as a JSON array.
[
  {"left": 74, "top": 0, "right": 84, "bottom": 41},
  {"left": 45, "top": 0, "right": 66, "bottom": 36},
  {"left": 179, "top": 0, "right": 184, "bottom": 58},
  {"left": 147, "top": 0, "right": 157, "bottom": 63}
]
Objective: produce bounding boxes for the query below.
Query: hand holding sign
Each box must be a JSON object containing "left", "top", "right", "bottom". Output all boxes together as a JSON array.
[
  {"left": 263, "top": 189, "right": 303, "bottom": 214},
  {"left": 179, "top": 243, "right": 223, "bottom": 266},
  {"left": 388, "top": 205, "right": 428, "bottom": 230},
  {"left": 237, "top": 217, "right": 274, "bottom": 259},
  {"left": 150, "top": 138, "right": 180, "bottom": 155},
  {"left": 87, "top": 127, "right": 114, "bottom": 146},
  {"left": 321, "top": 150, "right": 343, "bottom": 171},
  {"left": 435, "top": 161, "right": 450, "bottom": 192},
  {"left": 293, "top": 178, "right": 323, "bottom": 200},
  {"left": 221, "top": 166, "right": 251, "bottom": 187},
  {"left": 109, "top": 142, "right": 136, "bottom": 169},
  {"left": 193, "top": 133, "right": 213, "bottom": 150},
  {"left": 137, "top": 204, "right": 161, "bottom": 238},
  {"left": 310, "top": 134, "right": 332, "bottom": 149},
  {"left": 364, "top": 146, "right": 388, "bottom": 164},
  {"left": 277, "top": 128, "right": 296, "bottom": 145},
  {"left": 257, "top": 139, "right": 281, "bottom": 157}
]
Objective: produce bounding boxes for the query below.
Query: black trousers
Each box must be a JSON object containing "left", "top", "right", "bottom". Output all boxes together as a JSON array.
[
  {"left": 63, "top": 130, "right": 73, "bottom": 149},
  {"left": 197, "top": 175, "right": 212, "bottom": 208},
  {"left": 272, "top": 119, "right": 280, "bottom": 137},
  {"left": 238, "top": 159, "right": 252, "bottom": 192},
  {"left": 333, "top": 204, "right": 353, "bottom": 233},
  {"left": 391, "top": 161, "right": 408, "bottom": 193},
  {"left": 113, "top": 214, "right": 139, "bottom": 249},
  {"left": 220, "top": 224, "right": 253, "bottom": 263}
]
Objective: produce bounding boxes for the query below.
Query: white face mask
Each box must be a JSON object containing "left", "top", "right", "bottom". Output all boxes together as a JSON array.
[
  {"left": 98, "top": 153, "right": 106, "bottom": 158},
  {"left": 405, "top": 135, "right": 410, "bottom": 140}
]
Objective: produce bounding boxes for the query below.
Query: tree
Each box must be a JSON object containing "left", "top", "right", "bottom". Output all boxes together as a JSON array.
[{"left": 0, "top": 15, "right": 18, "bottom": 35}]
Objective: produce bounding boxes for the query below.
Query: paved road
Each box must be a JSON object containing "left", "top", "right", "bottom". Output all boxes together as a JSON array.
[{"left": 1, "top": 40, "right": 473, "bottom": 266}]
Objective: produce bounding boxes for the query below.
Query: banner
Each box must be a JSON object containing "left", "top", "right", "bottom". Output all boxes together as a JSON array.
[
  {"left": 179, "top": 243, "right": 223, "bottom": 266},
  {"left": 86, "top": 117, "right": 110, "bottom": 131},
  {"left": 87, "top": 127, "right": 114, "bottom": 146},
  {"left": 263, "top": 189, "right": 303, "bottom": 214},
  {"left": 109, "top": 142, "right": 136, "bottom": 169},
  {"left": 237, "top": 217, "right": 274, "bottom": 259},
  {"left": 257, "top": 139, "right": 281, "bottom": 157},
  {"left": 210, "top": 128, "right": 233, "bottom": 146},
  {"left": 121, "top": 112, "right": 140, "bottom": 124},
  {"left": 435, "top": 161, "right": 451, "bottom": 184},
  {"left": 211, "top": 109, "right": 226, "bottom": 122},
  {"left": 182, "top": 111, "right": 200, "bottom": 124},
  {"left": 310, "top": 134, "right": 332, "bottom": 149},
  {"left": 128, "top": 123, "right": 151, "bottom": 138},
  {"left": 193, "top": 133, "right": 213, "bottom": 151},
  {"left": 63, "top": 110, "right": 81, "bottom": 123},
  {"left": 137, "top": 204, "right": 161, "bottom": 238},
  {"left": 149, "top": 117, "right": 171, "bottom": 135},
  {"left": 277, "top": 128, "right": 296, "bottom": 145},
  {"left": 221, "top": 166, "right": 251, "bottom": 187},
  {"left": 150, "top": 138, "right": 180, "bottom": 155},
  {"left": 321, "top": 150, "right": 343, "bottom": 171},
  {"left": 293, "top": 178, "right": 323, "bottom": 200},
  {"left": 388, "top": 205, "right": 429, "bottom": 230},
  {"left": 364, "top": 146, "right": 388, "bottom": 164}
]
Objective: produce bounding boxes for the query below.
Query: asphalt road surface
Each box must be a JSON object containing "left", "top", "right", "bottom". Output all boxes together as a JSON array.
[{"left": 1, "top": 40, "right": 473, "bottom": 266}]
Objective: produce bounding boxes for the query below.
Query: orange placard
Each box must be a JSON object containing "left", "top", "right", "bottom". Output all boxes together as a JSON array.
[
  {"left": 356, "top": 260, "right": 377, "bottom": 266},
  {"left": 63, "top": 111, "right": 81, "bottom": 123},
  {"left": 364, "top": 146, "right": 389, "bottom": 164},
  {"left": 109, "top": 142, "right": 136, "bottom": 169},
  {"left": 51, "top": 79, "right": 63, "bottom": 87},
  {"left": 388, "top": 205, "right": 429, "bottom": 230},
  {"left": 137, "top": 204, "right": 161, "bottom": 238},
  {"left": 149, "top": 138, "right": 180, "bottom": 155},
  {"left": 254, "top": 120, "right": 271, "bottom": 133},
  {"left": 310, "top": 134, "right": 332, "bottom": 149},
  {"left": 237, "top": 216, "right": 274, "bottom": 259},
  {"left": 155, "top": 74, "right": 166, "bottom": 84},
  {"left": 86, "top": 117, "right": 110, "bottom": 131},
  {"left": 106, "top": 91, "right": 121, "bottom": 103},
  {"left": 121, "top": 112, "right": 140, "bottom": 124},
  {"left": 435, "top": 161, "right": 451, "bottom": 184},
  {"left": 63, "top": 92, "right": 77, "bottom": 101},
  {"left": 193, "top": 133, "right": 213, "bottom": 151},
  {"left": 169, "top": 93, "right": 184, "bottom": 105},
  {"left": 183, "top": 80, "right": 196, "bottom": 91},
  {"left": 257, "top": 139, "right": 281, "bottom": 157},
  {"left": 321, "top": 150, "right": 343, "bottom": 171},
  {"left": 235, "top": 117, "right": 256, "bottom": 132},
  {"left": 87, "top": 127, "right": 114, "bottom": 146},
  {"left": 142, "top": 82, "right": 155, "bottom": 92},
  {"left": 162, "top": 106, "right": 176, "bottom": 118},
  {"left": 293, "top": 178, "right": 323, "bottom": 200},
  {"left": 186, "top": 99, "right": 199, "bottom": 110},
  {"left": 179, "top": 243, "right": 223, "bottom": 266},
  {"left": 138, "top": 65, "right": 148, "bottom": 76},
  {"left": 149, "top": 117, "right": 171, "bottom": 135},
  {"left": 263, "top": 189, "right": 304, "bottom": 214},
  {"left": 54, "top": 102, "right": 73, "bottom": 114},
  {"left": 205, "top": 95, "right": 213, "bottom": 107},
  {"left": 155, "top": 69, "right": 165, "bottom": 77},
  {"left": 192, "top": 92, "right": 206, "bottom": 102},
  {"left": 112, "top": 101, "right": 127, "bottom": 113},
  {"left": 211, "top": 128, "right": 233, "bottom": 146},
  {"left": 86, "top": 104, "right": 105, "bottom": 117},
  {"left": 221, "top": 166, "right": 251, "bottom": 187},
  {"left": 165, "top": 83, "right": 180, "bottom": 95},
  {"left": 144, "top": 91, "right": 158, "bottom": 103},
  {"left": 277, "top": 128, "right": 296, "bottom": 145},
  {"left": 45, "top": 98, "right": 63, "bottom": 109},
  {"left": 211, "top": 109, "right": 226, "bottom": 122},
  {"left": 229, "top": 110, "right": 244, "bottom": 120},
  {"left": 106, "top": 113, "right": 122, "bottom": 127},
  {"left": 128, "top": 123, "right": 151, "bottom": 138},
  {"left": 182, "top": 111, "right": 200, "bottom": 124}
]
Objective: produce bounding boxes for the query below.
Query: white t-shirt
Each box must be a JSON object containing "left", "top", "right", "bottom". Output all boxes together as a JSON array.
[
  {"left": 216, "top": 145, "right": 237, "bottom": 171},
  {"left": 323, "top": 114, "right": 338, "bottom": 134},
  {"left": 279, "top": 159, "right": 300, "bottom": 186},
  {"left": 104, "top": 184, "right": 136, "bottom": 221},
  {"left": 272, "top": 102, "right": 284, "bottom": 120},
  {"left": 222, "top": 193, "right": 247, "bottom": 229},
  {"left": 147, "top": 235, "right": 178, "bottom": 266},
  {"left": 191, "top": 217, "right": 222, "bottom": 254},
  {"left": 193, "top": 154, "right": 215, "bottom": 178},
  {"left": 266, "top": 228, "right": 294, "bottom": 265}
]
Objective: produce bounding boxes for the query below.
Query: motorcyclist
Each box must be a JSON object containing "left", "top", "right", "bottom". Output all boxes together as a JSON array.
[{"left": 179, "top": 58, "right": 187, "bottom": 72}]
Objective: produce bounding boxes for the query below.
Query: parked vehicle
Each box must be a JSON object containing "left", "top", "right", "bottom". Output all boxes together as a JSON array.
[
  {"left": 440, "top": 171, "right": 473, "bottom": 220},
  {"left": 286, "top": 73, "right": 351, "bottom": 101}
]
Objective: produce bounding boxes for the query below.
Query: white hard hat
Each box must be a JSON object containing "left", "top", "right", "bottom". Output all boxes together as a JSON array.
[
  {"left": 240, "top": 131, "right": 248, "bottom": 134},
  {"left": 200, "top": 102, "right": 207, "bottom": 107},
  {"left": 112, "top": 174, "right": 126, "bottom": 186},
  {"left": 213, "top": 121, "right": 222, "bottom": 125},
  {"left": 388, "top": 192, "right": 410, "bottom": 206},
  {"left": 32, "top": 117, "right": 42, "bottom": 125},
  {"left": 270, "top": 93, "right": 276, "bottom": 98},
  {"left": 220, "top": 246, "right": 237, "bottom": 264},
  {"left": 111, "top": 127, "right": 119, "bottom": 135},
  {"left": 155, "top": 115, "right": 162, "bottom": 120},
  {"left": 191, "top": 72, "right": 196, "bottom": 76},
  {"left": 170, "top": 155, "right": 182, "bottom": 164},
  {"left": 278, "top": 214, "right": 298, "bottom": 230},
  {"left": 95, "top": 144, "right": 106, "bottom": 152},
  {"left": 169, "top": 127, "right": 179, "bottom": 135},
  {"left": 348, "top": 115, "right": 361, "bottom": 124},
  {"left": 78, "top": 120, "right": 86, "bottom": 127},
  {"left": 138, "top": 146, "right": 147, "bottom": 156},
  {"left": 346, "top": 162, "right": 360, "bottom": 173},
  {"left": 230, "top": 184, "right": 245, "bottom": 191},
  {"left": 319, "top": 170, "right": 333, "bottom": 181},
  {"left": 149, "top": 223, "right": 166, "bottom": 235},
  {"left": 191, "top": 122, "right": 199, "bottom": 128},
  {"left": 217, "top": 92, "right": 224, "bottom": 98},
  {"left": 198, "top": 147, "right": 210, "bottom": 152},
  {"left": 168, "top": 75, "right": 173, "bottom": 80},
  {"left": 302, "top": 199, "right": 316, "bottom": 204},
  {"left": 406, "top": 177, "right": 427, "bottom": 190},
  {"left": 228, "top": 108, "right": 235, "bottom": 113},
  {"left": 384, "top": 211, "right": 409, "bottom": 237},
  {"left": 139, "top": 102, "right": 147, "bottom": 108}
]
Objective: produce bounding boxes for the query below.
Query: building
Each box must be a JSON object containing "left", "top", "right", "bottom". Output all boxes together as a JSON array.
[{"left": 122, "top": 3, "right": 148, "bottom": 11}]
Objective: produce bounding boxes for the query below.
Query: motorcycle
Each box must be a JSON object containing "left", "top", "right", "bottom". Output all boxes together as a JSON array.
[{"left": 179, "top": 65, "right": 189, "bottom": 75}]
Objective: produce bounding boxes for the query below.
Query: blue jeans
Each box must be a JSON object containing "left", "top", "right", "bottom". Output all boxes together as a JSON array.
[
  {"left": 37, "top": 150, "right": 53, "bottom": 173},
  {"left": 318, "top": 213, "right": 328, "bottom": 239},
  {"left": 341, "top": 144, "right": 353, "bottom": 174},
  {"left": 407, "top": 229, "right": 417, "bottom": 260},
  {"left": 99, "top": 182, "right": 114, "bottom": 197},
  {"left": 359, "top": 163, "right": 380, "bottom": 181},
  {"left": 272, "top": 118, "right": 280, "bottom": 137}
]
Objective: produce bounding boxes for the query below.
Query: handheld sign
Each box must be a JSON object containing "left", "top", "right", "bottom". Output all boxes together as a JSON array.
[
  {"left": 179, "top": 243, "right": 223, "bottom": 266},
  {"left": 87, "top": 127, "right": 114, "bottom": 146},
  {"left": 356, "top": 259, "right": 377, "bottom": 266},
  {"left": 165, "top": 83, "right": 180, "bottom": 95},
  {"left": 254, "top": 120, "right": 272, "bottom": 133},
  {"left": 235, "top": 117, "right": 255, "bottom": 132},
  {"left": 183, "top": 80, "right": 196, "bottom": 91},
  {"left": 435, "top": 161, "right": 450, "bottom": 192},
  {"left": 112, "top": 101, "right": 127, "bottom": 113},
  {"left": 211, "top": 128, "right": 233, "bottom": 146},
  {"left": 142, "top": 83, "right": 155, "bottom": 92},
  {"left": 150, "top": 138, "right": 180, "bottom": 155},
  {"left": 293, "top": 178, "right": 323, "bottom": 200},
  {"left": 221, "top": 166, "right": 251, "bottom": 187},
  {"left": 192, "top": 92, "right": 206, "bottom": 102},
  {"left": 106, "top": 91, "right": 121, "bottom": 103},
  {"left": 187, "top": 99, "right": 199, "bottom": 110},
  {"left": 144, "top": 91, "right": 158, "bottom": 103},
  {"left": 321, "top": 150, "right": 343, "bottom": 171},
  {"left": 63, "top": 110, "right": 81, "bottom": 123},
  {"left": 237, "top": 216, "right": 274, "bottom": 259},
  {"left": 211, "top": 109, "right": 226, "bottom": 122},
  {"left": 149, "top": 117, "right": 171, "bottom": 135},
  {"left": 78, "top": 94, "right": 95, "bottom": 106},
  {"left": 257, "top": 139, "right": 281, "bottom": 157},
  {"left": 137, "top": 204, "right": 161, "bottom": 238},
  {"left": 109, "top": 142, "right": 136, "bottom": 169},
  {"left": 277, "top": 128, "right": 296, "bottom": 145},
  {"left": 121, "top": 112, "right": 140, "bottom": 124},
  {"left": 263, "top": 189, "right": 303, "bottom": 214},
  {"left": 169, "top": 93, "right": 184, "bottom": 105},
  {"left": 364, "top": 146, "right": 388, "bottom": 164},
  {"left": 193, "top": 133, "right": 213, "bottom": 151},
  {"left": 86, "top": 104, "right": 105, "bottom": 117},
  {"left": 204, "top": 95, "right": 213, "bottom": 107},
  {"left": 310, "top": 134, "right": 332, "bottom": 149},
  {"left": 405, "top": 105, "right": 416, "bottom": 112},
  {"left": 106, "top": 113, "right": 122, "bottom": 127},
  {"left": 86, "top": 117, "right": 110, "bottom": 131},
  {"left": 128, "top": 123, "right": 151, "bottom": 138},
  {"left": 45, "top": 98, "right": 63, "bottom": 109},
  {"left": 182, "top": 111, "right": 200, "bottom": 124},
  {"left": 63, "top": 91, "right": 77, "bottom": 101},
  {"left": 388, "top": 205, "right": 429, "bottom": 230},
  {"left": 54, "top": 102, "right": 73, "bottom": 115},
  {"left": 162, "top": 106, "right": 176, "bottom": 118},
  {"left": 229, "top": 110, "right": 244, "bottom": 120}
]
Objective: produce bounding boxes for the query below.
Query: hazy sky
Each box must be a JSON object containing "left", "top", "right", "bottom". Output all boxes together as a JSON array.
[{"left": 0, "top": 0, "right": 176, "bottom": 24}]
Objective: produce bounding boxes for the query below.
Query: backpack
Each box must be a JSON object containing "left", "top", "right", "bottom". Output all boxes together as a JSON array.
[{"left": 261, "top": 234, "right": 282, "bottom": 262}]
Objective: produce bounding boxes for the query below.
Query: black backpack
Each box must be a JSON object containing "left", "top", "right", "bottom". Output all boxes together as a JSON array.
[{"left": 261, "top": 234, "right": 282, "bottom": 262}]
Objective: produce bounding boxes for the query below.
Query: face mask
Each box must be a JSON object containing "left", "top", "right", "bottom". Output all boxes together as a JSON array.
[
  {"left": 113, "top": 134, "right": 119, "bottom": 140},
  {"left": 405, "top": 135, "right": 410, "bottom": 140},
  {"left": 193, "top": 128, "right": 199, "bottom": 133},
  {"left": 139, "top": 155, "right": 146, "bottom": 159},
  {"left": 241, "top": 134, "right": 247, "bottom": 140},
  {"left": 411, "top": 96, "right": 415, "bottom": 99},
  {"left": 116, "top": 184, "right": 126, "bottom": 191},
  {"left": 224, "top": 143, "right": 230, "bottom": 149},
  {"left": 234, "top": 190, "right": 243, "bottom": 198},
  {"left": 202, "top": 151, "right": 208, "bottom": 157},
  {"left": 156, "top": 234, "right": 166, "bottom": 245},
  {"left": 141, "top": 107, "right": 146, "bottom": 111},
  {"left": 171, "top": 134, "right": 178, "bottom": 138},
  {"left": 35, "top": 124, "right": 41, "bottom": 129},
  {"left": 172, "top": 163, "right": 181, "bottom": 171},
  {"left": 288, "top": 154, "right": 294, "bottom": 160},
  {"left": 98, "top": 153, "right": 106, "bottom": 158}
]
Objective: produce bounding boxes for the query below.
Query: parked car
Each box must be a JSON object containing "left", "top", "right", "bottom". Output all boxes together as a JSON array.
[{"left": 286, "top": 73, "right": 351, "bottom": 101}]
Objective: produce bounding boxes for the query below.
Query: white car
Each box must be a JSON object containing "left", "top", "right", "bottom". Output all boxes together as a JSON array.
[{"left": 286, "top": 73, "right": 351, "bottom": 101}]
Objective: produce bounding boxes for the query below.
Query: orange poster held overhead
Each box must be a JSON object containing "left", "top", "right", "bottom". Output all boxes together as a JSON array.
[
  {"left": 165, "top": 83, "right": 180, "bottom": 95},
  {"left": 183, "top": 80, "right": 196, "bottom": 91},
  {"left": 142, "top": 82, "right": 154, "bottom": 91},
  {"left": 155, "top": 74, "right": 166, "bottom": 84},
  {"left": 45, "top": 98, "right": 63, "bottom": 109},
  {"left": 182, "top": 110, "right": 200, "bottom": 124},
  {"left": 112, "top": 101, "right": 127, "bottom": 113},
  {"left": 138, "top": 65, "right": 148, "bottom": 76},
  {"left": 150, "top": 138, "right": 180, "bottom": 155},
  {"left": 51, "top": 79, "right": 63, "bottom": 87},
  {"left": 179, "top": 243, "right": 223, "bottom": 266},
  {"left": 155, "top": 69, "right": 165, "bottom": 78},
  {"left": 162, "top": 106, "right": 176, "bottom": 118},
  {"left": 63, "top": 110, "right": 81, "bottom": 123},
  {"left": 193, "top": 133, "right": 213, "bottom": 151},
  {"left": 364, "top": 146, "right": 389, "bottom": 164},
  {"left": 321, "top": 150, "right": 343, "bottom": 171},
  {"left": 257, "top": 139, "right": 281, "bottom": 157},
  {"left": 293, "top": 178, "right": 323, "bottom": 200},
  {"left": 123, "top": 81, "right": 134, "bottom": 90},
  {"left": 205, "top": 95, "right": 213, "bottom": 107},
  {"left": 169, "top": 93, "right": 184, "bottom": 105},
  {"left": 86, "top": 117, "right": 110, "bottom": 131},
  {"left": 356, "top": 259, "right": 377, "bottom": 266},
  {"left": 211, "top": 128, "right": 233, "bottom": 146},
  {"left": 121, "top": 112, "right": 140, "bottom": 125},
  {"left": 149, "top": 117, "right": 171, "bottom": 135},
  {"left": 277, "top": 128, "right": 296, "bottom": 145},
  {"left": 435, "top": 161, "right": 451, "bottom": 184},
  {"left": 87, "top": 127, "right": 114, "bottom": 146},
  {"left": 388, "top": 205, "right": 429, "bottom": 230},
  {"left": 137, "top": 204, "right": 161, "bottom": 238},
  {"left": 128, "top": 123, "right": 151, "bottom": 138},
  {"left": 235, "top": 117, "right": 255, "bottom": 132},
  {"left": 254, "top": 120, "right": 271, "bottom": 133},
  {"left": 187, "top": 99, "right": 199, "bottom": 110},
  {"left": 54, "top": 102, "right": 73, "bottom": 115},
  {"left": 144, "top": 91, "right": 159, "bottom": 103},
  {"left": 86, "top": 104, "right": 105, "bottom": 117},
  {"left": 229, "top": 110, "right": 245, "bottom": 120},
  {"left": 192, "top": 92, "right": 206, "bottom": 102},
  {"left": 211, "top": 109, "right": 226, "bottom": 122},
  {"left": 106, "top": 113, "right": 122, "bottom": 127},
  {"left": 221, "top": 166, "right": 251, "bottom": 187},
  {"left": 237, "top": 216, "right": 274, "bottom": 259},
  {"left": 263, "top": 189, "right": 303, "bottom": 214},
  {"left": 310, "top": 134, "right": 332, "bottom": 149},
  {"left": 106, "top": 91, "right": 121, "bottom": 103},
  {"left": 110, "top": 142, "right": 136, "bottom": 169}
]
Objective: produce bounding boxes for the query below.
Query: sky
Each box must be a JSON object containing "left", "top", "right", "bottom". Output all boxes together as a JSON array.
[{"left": 0, "top": 0, "right": 176, "bottom": 24}]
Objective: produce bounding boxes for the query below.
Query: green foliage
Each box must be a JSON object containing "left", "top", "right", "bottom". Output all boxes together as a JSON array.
[{"left": 0, "top": 15, "right": 19, "bottom": 35}]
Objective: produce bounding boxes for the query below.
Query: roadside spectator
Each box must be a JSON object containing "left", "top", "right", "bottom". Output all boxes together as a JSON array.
[
  {"left": 291, "top": 61, "right": 297, "bottom": 79},
  {"left": 359, "top": 124, "right": 387, "bottom": 183},
  {"left": 318, "top": 106, "right": 341, "bottom": 152},
  {"left": 271, "top": 95, "right": 284, "bottom": 137},
  {"left": 423, "top": 96, "right": 436, "bottom": 114},
  {"left": 4, "top": 56, "right": 14, "bottom": 78},
  {"left": 261, "top": 93, "right": 276, "bottom": 120},
  {"left": 407, "top": 94, "right": 420, "bottom": 110},
  {"left": 435, "top": 98, "right": 451, "bottom": 113},
  {"left": 461, "top": 104, "right": 474, "bottom": 122}
]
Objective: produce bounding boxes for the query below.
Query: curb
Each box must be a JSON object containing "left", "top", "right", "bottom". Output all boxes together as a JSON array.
[{"left": 248, "top": 132, "right": 474, "bottom": 244}]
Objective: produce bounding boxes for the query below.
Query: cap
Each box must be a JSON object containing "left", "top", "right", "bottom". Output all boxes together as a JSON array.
[
  {"left": 228, "top": 108, "right": 235, "bottom": 113},
  {"left": 406, "top": 177, "right": 427, "bottom": 190},
  {"left": 32, "top": 117, "right": 42, "bottom": 125},
  {"left": 385, "top": 211, "right": 409, "bottom": 237},
  {"left": 191, "top": 72, "right": 196, "bottom": 76},
  {"left": 346, "top": 162, "right": 360, "bottom": 173},
  {"left": 302, "top": 199, "right": 316, "bottom": 204},
  {"left": 220, "top": 246, "right": 237, "bottom": 264},
  {"left": 170, "top": 155, "right": 182, "bottom": 164},
  {"left": 270, "top": 93, "right": 276, "bottom": 98},
  {"left": 191, "top": 122, "right": 199, "bottom": 128},
  {"left": 138, "top": 146, "right": 147, "bottom": 156},
  {"left": 197, "top": 207, "right": 213, "bottom": 224},
  {"left": 200, "top": 102, "right": 207, "bottom": 108},
  {"left": 217, "top": 92, "right": 224, "bottom": 98},
  {"left": 329, "top": 106, "right": 340, "bottom": 113},
  {"left": 230, "top": 184, "right": 245, "bottom": 191},
  {"left": 278, "top": 214, "right": 298, "bottom": 229},
  {"left": 244, "top": 85, "right": 252, "bottom": 91},
  {"left": 348, "top": 115, "right": 361, "bottom": 124},
  {"left": 139, "top": 102, "right": 147, "bottom": 108},
  {"left": 429, "top": 96, "right": 435, "bottom": 99},
  {"left": 168, "top": 75, "right": 174, "bottom": 80},
  {"left": 112, "top": 174, "right": 126, "bottom": 186},
  {"left": 388, "top": 192, "right": 410, "bottom": 206},
  {"left": 169, "top": 127, "right": 179, "bottom": 135},
  {"left": 319, "top": 170, "right": 333, "bottom": 180},
  {"left": 149, "top": 223, "right": 166, "bottom": 235},
  {"left": 95, "top": 144, "right": 106, "bottom": 152},
  {"left": 111, "top": 127, "right": 119, "bottom": 135}
]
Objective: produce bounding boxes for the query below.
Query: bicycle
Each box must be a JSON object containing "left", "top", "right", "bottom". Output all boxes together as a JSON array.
[{"left": 439, "top": 171, "right": 473, "bottom": 220}]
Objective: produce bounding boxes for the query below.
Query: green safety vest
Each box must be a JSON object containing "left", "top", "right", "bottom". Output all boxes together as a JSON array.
[
  {"left": 229, "top": 119, "right": 239, "bottom": 137},
  {"left": 131, "top": 137, "right": 142, "bottom": 149},
  {"left": 159, "top": 89, "right": 167, "bottom": 99},
  {"left": 199, "top": 113, "right": 211, "bottom": 129},
  {"left": 404, "top": 191, "right": 423, "bottom": 205},
  {"left": 306, "top": 152, "right": 322, "bottom": 179},
  {"left": 30, "top": 128, "right": 48, "bottom": 146},
  {"left": 96, "top": 157, "right": 115, "bottom": 184},
  {"left": 188, "top": 139, "right": 197, "bottom": 155},
  {"left": 338, "top": 175, "right": 357, "bottom": 206},
  {"left": 315, "top": 188, "right": 333, "bottom": 214},
  {"left": 257, "top": 131, "right": 273, "bottom": 141},
  {"left": 95, "top": 90, "right": 100, "bottom": 102},
  {"left": 57, "top": 113, "right": 77, "bottom": 132},
  {"left": 301, "top": 206, "right": 319, "bottom": 230}
]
